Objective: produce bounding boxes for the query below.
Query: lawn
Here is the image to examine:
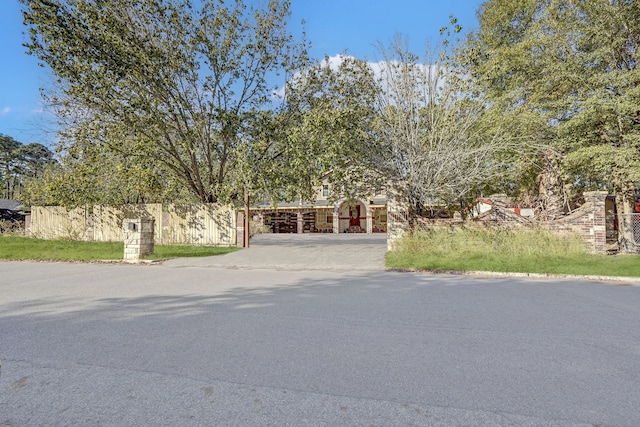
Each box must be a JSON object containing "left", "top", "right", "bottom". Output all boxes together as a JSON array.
[
  {"left": 386, "top": 226, "right": 640, "bottom": 278},
  {"left": 0, "top": 236, "right": 239, "bottom": 261}
]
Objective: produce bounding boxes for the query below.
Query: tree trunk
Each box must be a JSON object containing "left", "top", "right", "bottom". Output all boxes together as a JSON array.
[
  {"left": 536, "top": 151, "right": 566, "bottom": 220},
  {"left": 614, "top": 184, "right": 637, "bottom": 253}
]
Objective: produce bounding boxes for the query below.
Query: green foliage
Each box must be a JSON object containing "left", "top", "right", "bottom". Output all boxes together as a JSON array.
[
  {"left": 464, "top": 0, "right": 640, "bottom": 249},
  {"left": 21, "top": 0, "right": 309, "bottom": 205},
  {"left": 21, "top": 120, "right": 198, "bottom": 207},
  {"left": 468, "top": 0, "right": 640, "bottom": 188},
  {"left": 281, "top": 55, "right": 383, "bottom": 203},
  {"left": 386, "top": 226, "right": 640, "bottom": 277},
  {"left": 0, "top": 133, "right": 55, "bottom": 201}
]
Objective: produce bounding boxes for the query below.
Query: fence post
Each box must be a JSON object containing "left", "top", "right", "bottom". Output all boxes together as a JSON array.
[{"left": 244, "top": 189, "right": 250, "bottom": 247}]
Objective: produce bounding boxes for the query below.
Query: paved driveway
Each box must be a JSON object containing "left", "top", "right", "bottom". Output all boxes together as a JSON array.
[{"left": 163, "top": 233, "right": 388, "bottom": 271}]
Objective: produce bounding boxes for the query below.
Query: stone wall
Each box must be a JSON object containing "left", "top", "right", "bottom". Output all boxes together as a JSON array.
[
  {"left": 389, "top": 191, "right": 612, "bottom": 254},
  {"left": 543, "top": 191, "right": 609, "bottom": 254},
  {"left": 474, "top": 190, "right": 610, "bottom": 254}
]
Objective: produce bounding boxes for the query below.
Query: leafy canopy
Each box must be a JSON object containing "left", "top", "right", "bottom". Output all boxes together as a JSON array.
[{"left": 21, "top": 0, "right": 309, "bottom": 204}]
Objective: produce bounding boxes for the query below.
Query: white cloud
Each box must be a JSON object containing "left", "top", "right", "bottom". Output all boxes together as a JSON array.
[
  {"left": 271, "top": 55, "right": 352, "bottom": 100},
  {"left": 320, "top": 54, "right": 349, "bottom": 71},
  {"left": 271, "top": 85, "right": 286, "bottom": 100},
  {"left": 270, "top": 54, "right": 444, "bottom": 102},
  {"left": 0, "top": 106, "right": 10, "bottom": 115}
]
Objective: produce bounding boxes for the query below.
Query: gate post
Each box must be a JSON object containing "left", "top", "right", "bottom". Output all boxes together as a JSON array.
[
  {"left": 123, "top": 218, "right": 154, "bottom": 262},
  {"left": 297, "top": 211, "right": 304, "bottom": 234},
  {"left": 386, "top": 192, "right": 410, "bottom": 251}
]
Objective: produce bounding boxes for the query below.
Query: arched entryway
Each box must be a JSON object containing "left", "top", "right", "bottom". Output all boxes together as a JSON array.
[{"left": 335, "top": 199, "right": 370, "bottom": 233}]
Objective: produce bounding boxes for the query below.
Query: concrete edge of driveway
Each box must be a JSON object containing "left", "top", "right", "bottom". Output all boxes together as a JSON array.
[{"left": 387, "top": 267, "right": 640, "bottom": 285}]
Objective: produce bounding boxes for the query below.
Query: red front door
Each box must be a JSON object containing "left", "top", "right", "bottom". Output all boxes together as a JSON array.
[{"left": 350, "top": 205, "right": 361, "bottom": 227}]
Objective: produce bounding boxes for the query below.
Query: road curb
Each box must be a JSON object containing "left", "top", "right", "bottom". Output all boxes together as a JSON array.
[{"left": 386, "top": 267, "right": 640, "bottom": 285}]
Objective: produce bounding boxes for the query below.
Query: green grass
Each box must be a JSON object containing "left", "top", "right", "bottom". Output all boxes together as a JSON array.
[
  {"left": 0, "top": 235, "right": 239, "bottom": 261},
  {"left": 146, "top": 244, "right": 238, "bottom": 260},
  {"left": 386, "top": 226, "right": 640, "bottom": 277}
]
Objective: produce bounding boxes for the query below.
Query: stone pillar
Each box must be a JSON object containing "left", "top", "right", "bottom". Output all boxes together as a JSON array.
[
  {"left": 124, "top": 218, "right": 155, "bottom": 262},
  {"left": 366, "top": 205, "right": 373, "bottom": 234},
  {"left": 584, "top": 191, "right": 608, "bottom": 254},
  {"left": 297, "top": 211, "right": 304, "bottom": 234},
  {"left": 333, "top": 205, "right": 340, "bottom": 234},
  {"left": 386, "top": 192, "right": 410, "bottom": 251}
]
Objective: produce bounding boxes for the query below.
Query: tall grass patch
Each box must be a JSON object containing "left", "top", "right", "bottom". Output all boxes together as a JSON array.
[{"left": 386, "top": 225, "right": 640, "bottom": 277}]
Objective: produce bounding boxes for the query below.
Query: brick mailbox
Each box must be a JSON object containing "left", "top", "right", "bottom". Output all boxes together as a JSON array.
[{"left": 123, "top": 218, "right": 154, "bottom": 261}]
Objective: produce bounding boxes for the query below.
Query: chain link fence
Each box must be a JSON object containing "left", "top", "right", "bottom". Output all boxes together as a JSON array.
[{"left": 631, "top": 214, "right": 640, "bottom": 245}]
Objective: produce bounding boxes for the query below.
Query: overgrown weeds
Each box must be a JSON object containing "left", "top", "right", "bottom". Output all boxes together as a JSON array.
[{"left": 386, "top": 225, "right": 640, "bottom": 277}]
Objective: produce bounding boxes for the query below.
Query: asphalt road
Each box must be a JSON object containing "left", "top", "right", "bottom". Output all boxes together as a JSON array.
[{"left": 1, "top": 257, "right": 640, "bottom": 425}]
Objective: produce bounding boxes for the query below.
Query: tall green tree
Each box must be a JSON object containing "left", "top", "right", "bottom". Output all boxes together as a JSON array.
[
  {"left": 21, "top": 132, "right": 177, "bottom": 207},
  {"left": 0, "top": 134, "right": 55, "bottom": 200},
  {"left": 0, "top": 135, "right": 21, "bottom": 199},
  {"left": 465, "top": 0, "right": 640, "bottom": 251},
  {"left": 280, "top": 55, "right": 383, "bottom": 203},
  {"left": 21, "top": 0, "right": 308, "bottom": 204}
]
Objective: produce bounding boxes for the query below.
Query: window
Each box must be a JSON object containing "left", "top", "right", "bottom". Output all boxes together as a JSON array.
[{"left": 322, "top": 184, "right": 330, "bottom": 198}]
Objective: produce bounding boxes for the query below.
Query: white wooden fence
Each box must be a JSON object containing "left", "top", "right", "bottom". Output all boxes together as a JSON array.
[{"left": 29, "top": 204, "right": 237, "bottom": 246}]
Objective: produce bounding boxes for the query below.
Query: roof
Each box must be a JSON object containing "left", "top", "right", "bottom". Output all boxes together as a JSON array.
[
  {"left": 0, "top": 199, "right": 22, "bottom": 210},
  {"left": 252, "top": 197, "right": 388, "bottom": 210}
]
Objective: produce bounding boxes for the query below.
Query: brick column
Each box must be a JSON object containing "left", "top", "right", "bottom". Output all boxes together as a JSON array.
[
  {"left": 123, "top": 218, "right": 155, "bottom": 262},
  {"left": 584, "top": 191, "right": 607, "bottom": 253},
  {"left": 386, "top": 192, "right": 410, "bottom": 251}
]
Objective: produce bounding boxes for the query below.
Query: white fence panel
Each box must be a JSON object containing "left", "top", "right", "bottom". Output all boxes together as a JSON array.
[
  {"left": 30, "top": 203, "right": 237, "bottom": 246},
  {"left": 164, "top": 204, "right": 236, "bottom": 246},
  {"left": 30, "top": 206, "right": 90, "bottom": 240}
]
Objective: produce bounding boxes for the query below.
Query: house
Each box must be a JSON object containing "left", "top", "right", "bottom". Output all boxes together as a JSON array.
[{"left": 251, "top": 179, "right": 388, "bottom": 234}]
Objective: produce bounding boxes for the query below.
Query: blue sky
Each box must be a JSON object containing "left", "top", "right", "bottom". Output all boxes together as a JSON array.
[{"left": 0, "top": 0, "right": 484, "bottom": 146}]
